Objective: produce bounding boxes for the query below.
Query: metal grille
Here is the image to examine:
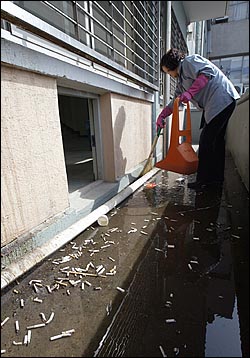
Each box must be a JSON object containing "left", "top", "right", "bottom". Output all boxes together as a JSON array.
[{"left": 13, "top": 1, "right": 160, "bottom": 86}]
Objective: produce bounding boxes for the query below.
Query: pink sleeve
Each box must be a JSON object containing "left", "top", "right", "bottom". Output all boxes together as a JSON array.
[{"left": 188, "top": 74, "right": 209, "bottom": 97}]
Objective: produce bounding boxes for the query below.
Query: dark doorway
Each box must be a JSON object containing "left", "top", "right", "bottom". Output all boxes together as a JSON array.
[{"left": 58, "top": 94, "right": 95, "bottom": 193}]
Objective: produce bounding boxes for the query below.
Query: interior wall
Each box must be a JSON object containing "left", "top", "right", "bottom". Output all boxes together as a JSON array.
[
  {"left": 58, "top": 94, "right": 94, "bottom": 192},
  {"left": 58, "top": 95, "right": 90, "bottom": 135},
  {"left": 1, "top": 65, "right": 69, "bottom": 247}
]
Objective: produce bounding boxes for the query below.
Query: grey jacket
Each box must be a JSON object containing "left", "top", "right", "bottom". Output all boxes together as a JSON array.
[{"left": 167, "top": 54, "right": 240, "bottom": 124}]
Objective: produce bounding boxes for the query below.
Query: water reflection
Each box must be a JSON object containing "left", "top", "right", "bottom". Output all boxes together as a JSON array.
[
  {"left": 93, "top": 178, "right": 246, "bottom": 357},
  {"left": 126, "top": 185, "right": 240, "bottom": 357}
]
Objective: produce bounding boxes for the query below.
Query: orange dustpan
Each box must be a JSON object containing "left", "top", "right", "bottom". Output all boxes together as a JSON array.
[{"left": 155, "top": 97, "right": 198, "bottom": 175}]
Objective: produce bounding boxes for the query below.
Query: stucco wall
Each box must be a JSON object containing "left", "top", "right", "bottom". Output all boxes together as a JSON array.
[
  {"left": 111, "top": 93, "right": 152, "bottom": 179},
  {"left": 100, "top": 93, "right": 152, "bottom": 181},
  {"left": 1, "top": 66, "right": 69, "bottom": 247}
]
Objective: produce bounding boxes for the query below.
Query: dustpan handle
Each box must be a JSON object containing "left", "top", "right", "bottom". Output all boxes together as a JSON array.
[
  {"left": 170, "top": 98, "right": 192, "bottom": 147},
  {"left": 183, "top": 101, "right": 192, "bottom": 144}
]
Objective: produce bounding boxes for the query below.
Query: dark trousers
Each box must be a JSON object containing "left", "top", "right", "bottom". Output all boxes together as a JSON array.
[{"left": 196, "top": 100, "right": 236, "bottom": 184}]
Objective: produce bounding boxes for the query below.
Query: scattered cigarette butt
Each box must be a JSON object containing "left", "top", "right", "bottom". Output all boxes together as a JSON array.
[
  {"left": 159, "top": 345, "right": 167, "bottom": 357},
  {"left": 231, "top": 234, "right": 240, "bottom": 239},
  {"left": 40, "top": 313, "right": 47, "bottom": 322},
  {"left": 50, "top": 330, "right": 74, "bottom": 341},
  {"left": 108, "top": 256, "right": 115, "bottom": 262},
  {"left": 46, "top": 285, "right": 52, "bottom": 293},
  {"left": 23, "top": 334, "right": 28, "bottom": 345},
  {"left": 33, "top": 297, "right": 43, "bottom": 303},
  {"left": 27, "top": 330, "right": 32, "bottom": 345},
  {"left": 46, "top": 312, "right": 55, "bottom": 325},
  {"left": 50, "top": 333, "right": 69, "bottom": 341},
  {"left": 15, "top": 320, "right": 19, "bottom": 333},
  {"left": 26, "top": 323, "right": 46, "bottom": 329},
  {"left": 62, "top": 329, "right": 75, "bottom": 334},
  {"left": 1, "top": 317, "right": 10, "bottom": 327},
  {"left": 29, "top": 280, "right": 42, "bottom": 285},
  {"left": 116, "top": 287, "right": 125, "bottom": 293}
]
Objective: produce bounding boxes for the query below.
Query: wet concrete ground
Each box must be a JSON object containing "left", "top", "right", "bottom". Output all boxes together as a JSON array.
[{"left": 1, "top": 153, "right": 249, "bottom": 357}]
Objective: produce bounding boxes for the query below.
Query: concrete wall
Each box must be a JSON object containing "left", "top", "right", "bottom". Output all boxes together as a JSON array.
[
  {"left": 172, "top": 1, "right": 188, "bottom": 39},
  {"left": 100, "top": 93, "right": 152, "bottom": 181},
  {"left": 1, "top": 65, "right": 69, "bottom": 247},
  {"left": 210, "top": 20, "right": 249, "bottom": 58},
  {"left": 111, "top": 94, "right": 152, "bottom": 178},
  {"left": 226, "top": 92, "right": 249, "bottom": 191},
  {"left": 100, "top": 93, "right": 116, "bottom": 182}
]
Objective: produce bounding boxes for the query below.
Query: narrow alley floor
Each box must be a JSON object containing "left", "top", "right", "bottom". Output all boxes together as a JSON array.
[{"left": 1, "top": 153, "right": 249, "bottom": 357}]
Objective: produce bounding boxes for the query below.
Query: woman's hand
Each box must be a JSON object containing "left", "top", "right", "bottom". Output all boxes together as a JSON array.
[
  {"left": 179, "top": 91, "right": 192, "bottom": 103},
  {"left": 156, "top": 106, "right": 172, "bottom": 130}
]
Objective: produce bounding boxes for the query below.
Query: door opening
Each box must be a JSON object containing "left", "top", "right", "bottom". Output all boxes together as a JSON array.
[{"left": 58, "top": 94, "right": 96, "bottom": 193}]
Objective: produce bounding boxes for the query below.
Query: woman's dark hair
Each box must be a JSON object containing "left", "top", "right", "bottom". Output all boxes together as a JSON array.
[{"left": 160, "top": 48, "right": 186, "bottom": 71}]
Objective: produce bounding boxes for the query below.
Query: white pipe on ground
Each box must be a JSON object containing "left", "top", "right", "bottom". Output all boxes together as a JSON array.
[{"left": 1, "top": 168, "right": 160, "bottom": 290}]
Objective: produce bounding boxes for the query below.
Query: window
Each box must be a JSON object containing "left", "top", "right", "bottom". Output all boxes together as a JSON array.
[
  {"left": 211, "top": 55, "right": 249, "bottom": 90},
  {"left": 13, "top": 1, "right": 160, "bottom": 86},
  {"left": 227, "top": 1, "right": 249, "bottom": 21},
  {"left": 211, "top": 16, "right": 229, "bottom": 24}
]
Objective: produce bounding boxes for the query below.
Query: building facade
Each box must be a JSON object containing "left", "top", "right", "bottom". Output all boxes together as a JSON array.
[{"left": 208, "top": 0, "right": 249, "bottom": 94}]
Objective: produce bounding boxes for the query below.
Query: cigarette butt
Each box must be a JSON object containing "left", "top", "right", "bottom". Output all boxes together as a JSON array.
[
  {"left": 116, "top": 287, "right": 125, "bottom": 293},
  {"left": 108, "top": 256, "right": 115, "bottom": 262},
  {"left": 26, "top": 323, "right": 46, "bottom": 329},
  {"left": 1, "top": 317, "right": 10, "bottom": 327},
  {"left": 15, "top": 320, "right": 19, "bottom": 333},
  {"left": 27, "top": 330, "right": 32, "bottom": 344},
  {"left": 165, "top": 318, "right": 176, "bottom": 323},
  {"left": 46, "top": 312, "right": 55, "bottom": 325}
]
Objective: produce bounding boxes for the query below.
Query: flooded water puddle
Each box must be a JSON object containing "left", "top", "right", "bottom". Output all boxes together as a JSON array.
[{"left": 91, "top": 171, "right": 249, "bottom": 357}]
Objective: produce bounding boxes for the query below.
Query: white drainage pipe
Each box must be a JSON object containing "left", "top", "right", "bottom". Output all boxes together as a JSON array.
[{"left": 1, "top": 168, "right": 160, "bottom": 290}]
